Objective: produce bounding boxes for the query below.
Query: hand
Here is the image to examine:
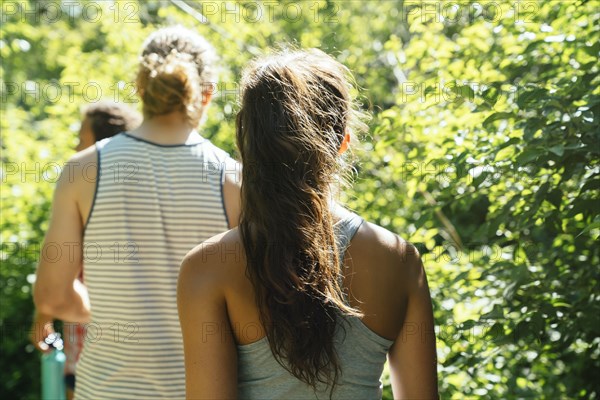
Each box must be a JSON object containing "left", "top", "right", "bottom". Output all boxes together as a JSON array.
[{"left": 29, "top": 312, "right": 55, "bottom": 352}]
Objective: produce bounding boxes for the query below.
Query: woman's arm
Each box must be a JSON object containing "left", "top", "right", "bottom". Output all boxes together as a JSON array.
[
  {"left": 388, "top": 245, "right": 439, "bottom": 399},
  {"left": 33, "top": 156, "right": 91, "bottom": 324},
  {"left": 178, "top": 247, "right": 238, "bottom": 399}
]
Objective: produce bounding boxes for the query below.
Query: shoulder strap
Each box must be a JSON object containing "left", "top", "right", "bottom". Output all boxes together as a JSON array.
[{"left": 334, "top": 212, "right": 364, "bottom": 263}]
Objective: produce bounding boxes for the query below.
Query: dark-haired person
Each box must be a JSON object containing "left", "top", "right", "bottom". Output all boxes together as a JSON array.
[
  {"left": 75, "top": 101, "right": 143, "bottom": 151},
  {"left": 30, "top": 101, "right": 141, "bottom": 400},
  {"left": 178, "top": 49, "right": 438, "bottom": 399},
  {"left": 34, "top": 26, "right": 241, "bottom": 399}
]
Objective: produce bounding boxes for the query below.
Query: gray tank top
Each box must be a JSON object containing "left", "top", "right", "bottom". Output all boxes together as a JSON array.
[
  {"left": 237, "top": 212, "right": 394, "bottom": 399},
  {"left": 77, "top": 131, "right": 230, "bottom": 399}
]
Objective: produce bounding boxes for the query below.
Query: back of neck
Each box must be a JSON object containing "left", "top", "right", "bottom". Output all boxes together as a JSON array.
[{"left": 129, "top": 112, "right": 198, "bottom": 145}]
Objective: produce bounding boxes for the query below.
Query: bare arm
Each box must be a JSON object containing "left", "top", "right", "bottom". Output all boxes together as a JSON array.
[
  {"left": 223, "top": 158, "right": 242, "bottom": 228},
  {"left": 388, "top": 246, "right": 438, "bottom": 399},
  {"left": 33, "top": 158, "right": 90, "bottom": 323},
  {"left": 178, "top": 247, "right": 238, "bottom": 399}
]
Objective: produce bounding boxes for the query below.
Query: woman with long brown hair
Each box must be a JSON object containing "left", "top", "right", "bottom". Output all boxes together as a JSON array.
[{"left": 178, "top": 48, "right": 438, "bottom": 399}]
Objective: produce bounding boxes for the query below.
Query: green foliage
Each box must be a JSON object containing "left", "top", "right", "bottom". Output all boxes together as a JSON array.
[
  {"left": 344, "top": 1, "right": 599, "bottom": 398},
  {"left": 1, "top": 1, "right": 598, "bottom": 398}
]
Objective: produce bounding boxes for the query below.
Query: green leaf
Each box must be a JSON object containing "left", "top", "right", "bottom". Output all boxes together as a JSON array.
[
  {"left": 515, "top": 147, "right": 544, "bottom": 165},
  {"left": 548, "top": 144, "right": 565, "bottom": 156},
  {"left": 576, "top": 220, "right": 600, "bottom": 238},
  {"left": 472, "top": 171, "right": 490, "bottom": 188},
  {"left": 580, "top": 178, "right": 600, "bottom": 193},
  {"left": 482, "top": 112, "right": 515, "bottom": 132},
  {"left": 546, "top": 188, "right": 563, "bottom": 209},
  {"left": 583, "top": 41, "right": 600, "bottom": 57},
  {"left": 517, "top": 87, "right": 549, "bottom": 109},
  {"left": 481, "top": 304, "right": 505, "bottom": 320},
  {"left": 523, "top": 118, "right": 546, "bottom": 141},
  {"left": 461, "top": 320, "right": 477, "bottom": 330},
  {"left": 485, "top": 322, "right": 505, "bottom": 343}
]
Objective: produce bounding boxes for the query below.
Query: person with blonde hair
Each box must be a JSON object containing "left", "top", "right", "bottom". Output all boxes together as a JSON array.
[
  {"left": 178, "top": 49, "right": 438, "bottom": 399},
  {"left": 34, "top": 26, "right": 240, "bottom": 398}
]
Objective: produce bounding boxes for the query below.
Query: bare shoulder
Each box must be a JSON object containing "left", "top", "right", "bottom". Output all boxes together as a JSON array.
[
  {"left": 350, "top": 220, "right": 425, "bottom": 289},
  {"left": 182, "top": 228, "right": 243, "bottom": 268},
  {"left": 179, "top": 229, "right": 245, "bottom": 296},
  {"left": 340, "top": 219, "right": 427, "bottom": 338},
  {"left": 69, "top": 145, "right": 98, "bottom": 174},
  {"left": 57, "top": 145, "right": 98, "bottom": 191}
]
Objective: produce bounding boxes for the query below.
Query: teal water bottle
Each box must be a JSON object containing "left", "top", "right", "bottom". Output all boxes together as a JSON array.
[{"left": 41, "top": 333, "right": 66, "bottom": 400}]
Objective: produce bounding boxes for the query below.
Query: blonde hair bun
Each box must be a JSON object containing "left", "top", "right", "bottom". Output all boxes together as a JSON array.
[{"left": 136, "top": 26, "right": 217, "bottom": 126}]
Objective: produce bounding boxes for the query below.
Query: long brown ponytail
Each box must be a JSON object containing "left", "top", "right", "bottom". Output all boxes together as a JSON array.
[{"left": 236, "top": 49, "right": 365, "bottom": 392}]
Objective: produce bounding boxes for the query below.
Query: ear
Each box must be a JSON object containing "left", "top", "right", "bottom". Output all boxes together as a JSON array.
[
  {"left": 338, "top": 132, "right": 350, "bottom": 155},
  {"left": 201, "top": 90, "right": 213, "bottom": 107}
]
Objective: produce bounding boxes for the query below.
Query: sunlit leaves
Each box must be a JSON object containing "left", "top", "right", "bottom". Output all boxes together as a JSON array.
[{"left": 2, "top": 0, "right": 598, "bottom": 399}]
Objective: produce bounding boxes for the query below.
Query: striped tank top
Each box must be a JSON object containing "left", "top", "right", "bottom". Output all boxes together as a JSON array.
[
  {"left": 76, "top": 131, "right": 231, "bottom": 399},
  {"left": 237, "top": 212, "right": 395, "bottom": 399}
]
